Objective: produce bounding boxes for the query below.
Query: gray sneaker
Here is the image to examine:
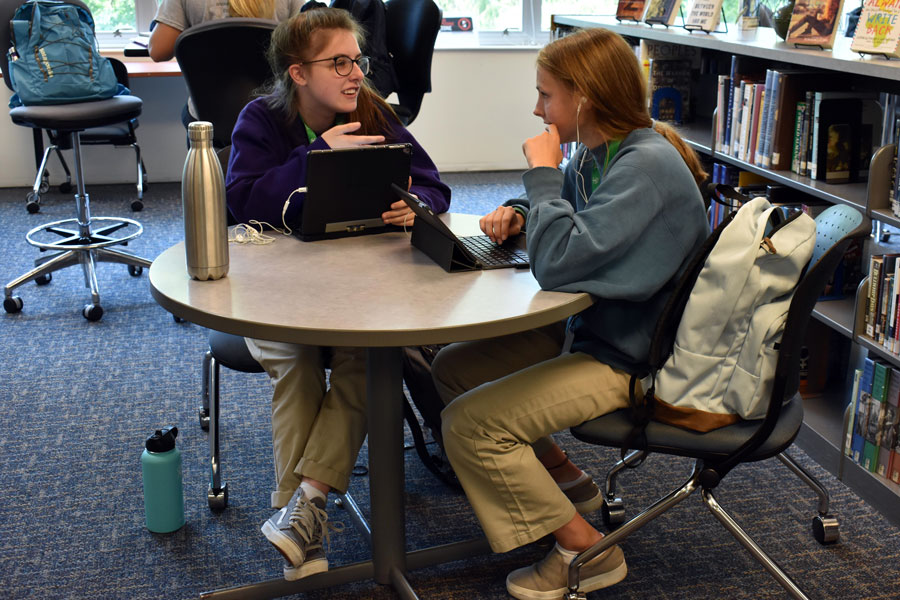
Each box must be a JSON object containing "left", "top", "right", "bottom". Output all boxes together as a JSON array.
[
  {"left": 282, "top": 545, "right": 328, "bottom": 581},
  {"left": 559, "top": 475, "right": 604, "bottom": 515},
  {"left": 261, "top": 487, "right": 328, "bottom": 569},
  {"left": 506, "top": 543, "right": 627, "bottom": 600}
]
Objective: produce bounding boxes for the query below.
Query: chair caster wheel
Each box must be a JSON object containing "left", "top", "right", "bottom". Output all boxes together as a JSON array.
[
  {"left": 131, "top": 200, "right": 144, "bottom": 212},
  {"left": 208, "top": 484, "right": 228, "bottom": 510},
  {"left": 82, "top": 303, "right": 103, "bottom": 321},
  {"left": 198, "top": 407, "right": 210, "bottom": 431},
  {"left": 812, "top": 514, "right": 839, "bottom": 545},
  {"left": 601, "top": 497, "right": 626, "bottom": 529},
  {"left": 39, "top": 179, "right": 50, "bottom": 194},
  {"left": 26, "top": 191, "right": 41, "bottom": 213},
  {"left": 35, "top": 273, "right": 52, "bottom": 286},
  {"left": 59, "top": 181, "right": 73, "bottom": 194},
  {"left": 4, "top": 296, "right": 23, "bottom": 313},
  {"left": 128, "top": 265, "right": 143, "bottom": 277}
]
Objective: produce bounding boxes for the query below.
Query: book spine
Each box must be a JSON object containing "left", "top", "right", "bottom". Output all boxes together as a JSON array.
[
  {"left": 845, "top": 368, "right": 862, "bottom": 457},
  {"left": 791, "top": 101, "right": 806, "bottom": 174},
  {"left": 756, "top": 69, "right": 774, "bottom": 166},
  {"left": 867, "top": 255, "right": 883, "bottom": 338},
  {"left": 731, "top": 79, "right": 746, "bottom": 157},
  {"left": 810, "top": 92, "right": 823, "bottom": 180},
  {"left": 763, "top": 71, "right": 783, "bottom": 169},
  {"left": 738, "top": 82, "right": 754, "bottom": 160},
  {"left": 716, "top": 75, "right": 729, "bottom": 153},
  {"left": 750, "top": 85, "right": 765, "bottom": 166},
  {"left": 769, "top": 72, "right": 787, "bottom": 168}
]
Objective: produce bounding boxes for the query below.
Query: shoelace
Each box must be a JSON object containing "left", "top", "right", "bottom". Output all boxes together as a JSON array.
[{"left": 289, "top": 497, "right": 344, "bottom": 552}]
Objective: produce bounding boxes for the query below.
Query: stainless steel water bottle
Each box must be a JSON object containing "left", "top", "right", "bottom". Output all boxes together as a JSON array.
[
  {"left": 182, "top": 121, "right": 229, "bottom": 280},
  {"left": 141, "top": 426, "right": 185, "bottom": 533}
]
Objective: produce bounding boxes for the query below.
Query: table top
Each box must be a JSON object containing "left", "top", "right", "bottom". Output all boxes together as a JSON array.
[{"left": 149, "top": 214, "right": 593, "bottom": 347}]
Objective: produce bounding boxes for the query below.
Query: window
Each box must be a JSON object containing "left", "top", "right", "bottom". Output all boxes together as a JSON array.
[
  {"left": 82, "top": 0, "right": 156, "bottom": 45},
  {"left": 438, "top": 0, "right": 616, "bottom": 43}
]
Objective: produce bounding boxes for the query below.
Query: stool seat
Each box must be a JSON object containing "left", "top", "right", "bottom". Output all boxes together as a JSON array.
[
  {"left": 208, "top": 330, "right": 265, "bottom": 373},
  {"left": 10, "top": 95, "right": 142, "bottom": 131}
]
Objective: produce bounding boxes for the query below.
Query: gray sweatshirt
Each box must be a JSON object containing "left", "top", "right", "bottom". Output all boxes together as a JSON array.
[{"left": 515, "top": 127, "right": 709, "bottom": 373}]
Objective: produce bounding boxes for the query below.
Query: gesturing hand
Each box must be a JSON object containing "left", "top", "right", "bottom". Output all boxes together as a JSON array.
[
  {"left": 480, "top": 205, "right": 524, "bottom": 244},
  {"left": 321, "top": 122, "right": 385, "bottom": 149}
]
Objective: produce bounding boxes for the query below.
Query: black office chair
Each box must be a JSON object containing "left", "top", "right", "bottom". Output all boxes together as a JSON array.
[
  {"left": 2, "top": 0, "right": 152, "bottom": 321},
  {"left": 20, "top": 58, "right": 149, "bottom": 214},
  {"left": 564, "top": 204, "right": 869, "bottom": 600},
  {"left": 384, "top": 0, "right": 441, "bottom": 125},
  {"left": 174, "top": 18, "right": 277, "bottom": 149}
]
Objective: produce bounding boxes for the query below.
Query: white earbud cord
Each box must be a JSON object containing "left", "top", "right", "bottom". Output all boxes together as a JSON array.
[{"left": 228, "top": 186, "right": 306, "bottom": 245}]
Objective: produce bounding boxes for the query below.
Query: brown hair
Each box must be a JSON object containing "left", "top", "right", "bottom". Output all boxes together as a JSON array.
[
  {"left": 265, "top": 7, "right": 399, "bottom": 136},
  {"left": 537, "top": 28, "right": 707, "bottom": 187}
]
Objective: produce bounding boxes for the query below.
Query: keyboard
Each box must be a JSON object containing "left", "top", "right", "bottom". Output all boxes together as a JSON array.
[{"left": 460, "top": 234, "right": 529, "bottom": 268}]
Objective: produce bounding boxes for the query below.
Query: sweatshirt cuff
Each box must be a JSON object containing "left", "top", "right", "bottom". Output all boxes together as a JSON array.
[{"left": 522, "top": 166, "right": 565, "bottom": 204}]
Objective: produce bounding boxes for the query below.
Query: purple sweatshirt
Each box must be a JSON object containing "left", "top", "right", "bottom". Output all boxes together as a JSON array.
[{"left": 225, "top": 97, "right": 451, "bottom": 225}]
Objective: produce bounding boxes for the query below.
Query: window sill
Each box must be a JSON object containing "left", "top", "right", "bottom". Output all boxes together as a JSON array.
[{"left": 436, "top": 31, "right": 550, "bottom": 50}]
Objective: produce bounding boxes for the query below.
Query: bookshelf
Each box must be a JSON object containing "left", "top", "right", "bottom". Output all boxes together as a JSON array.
[{"left": 551, "top": 14, "right": 900, "bottom": 525}]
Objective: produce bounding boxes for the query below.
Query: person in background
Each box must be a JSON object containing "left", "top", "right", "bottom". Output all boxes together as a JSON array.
[
  {"left": 148, "top": 0, "right": 304, "bottom": 128},
  {"left": 225, "top": 7, "right": 451, "bottom": 581},
  {"left": 431, "top": 27, "right": 709, "bottom": 600}
]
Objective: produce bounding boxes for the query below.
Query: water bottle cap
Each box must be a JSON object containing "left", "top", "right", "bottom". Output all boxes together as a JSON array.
[
  {"left": 146, "top": 426, "right": 179, "bottom": 453},
  {"left": 188, "top": 121, "right": 214, "bottom": 142}
]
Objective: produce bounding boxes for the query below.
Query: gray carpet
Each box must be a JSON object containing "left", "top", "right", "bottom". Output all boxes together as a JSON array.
[{"left": 1, "top": 174, "right": 898, "bottom": 599}]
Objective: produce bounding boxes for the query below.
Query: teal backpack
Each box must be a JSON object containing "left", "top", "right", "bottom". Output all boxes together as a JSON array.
[{"left": 6, "top": 0, "right": 123, "bottom": 107}]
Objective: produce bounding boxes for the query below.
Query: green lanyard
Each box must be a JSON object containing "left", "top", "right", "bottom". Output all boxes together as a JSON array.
[
  {"left": 590, "top": 139, "right": 621, "bottom": 193},
  {"left": 303, "top": 116, "right": 347, "bottom": 144}
]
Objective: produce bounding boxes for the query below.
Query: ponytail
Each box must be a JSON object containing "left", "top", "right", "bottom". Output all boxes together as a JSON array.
[{"left": 652, "top": 121, "right": 708, "bottom": 188}]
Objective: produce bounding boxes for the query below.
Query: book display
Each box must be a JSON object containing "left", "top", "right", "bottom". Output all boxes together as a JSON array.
[
  {"left": 684, "top": 0, "right": 725, "bottom": 32},
  {"left": 785, "top": 0, "right": 846, "bottom": 48},
  {"left": 616, "top": 0, "right": 647, "bottom": 22},
  {"left": 643, "top": 0, "right": 682, "bottom": 26},
  {"left": 851, "top": 0, "right": 900, "bottom": 58},
  {"left": 551, "top": 13, "right": 900, "bottom": 525}
]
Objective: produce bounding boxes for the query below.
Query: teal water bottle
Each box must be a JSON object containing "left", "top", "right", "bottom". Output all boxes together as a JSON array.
[{"left": 141, "top": 426, "right": 185, "bottom": 533}]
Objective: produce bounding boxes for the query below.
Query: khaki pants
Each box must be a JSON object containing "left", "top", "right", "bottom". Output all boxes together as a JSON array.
[
  {"left": 245, "top": 338, "right": 367, "bottom": 508},
  {"left": 433, "top": 323, "right": 632, "bottom": 553}
]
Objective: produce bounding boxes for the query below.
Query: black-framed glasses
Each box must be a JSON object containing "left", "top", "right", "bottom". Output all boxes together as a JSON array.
[{"left": 300, "top": 55, "right": 370, "bottom": 77}]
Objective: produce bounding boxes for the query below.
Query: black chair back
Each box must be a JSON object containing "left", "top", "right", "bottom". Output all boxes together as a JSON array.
[
  {"left": 175, "top": 18, "right": 277, "bottom": 149},
  {"left": 1, "top": 0, "right": 91, "bottom": 92},
  {"left": 384, "top": 0, "right": 441, "bottom": 125}
]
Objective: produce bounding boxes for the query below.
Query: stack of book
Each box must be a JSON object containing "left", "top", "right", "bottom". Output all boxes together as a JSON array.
[
  {"left": 846, "top": 357, "right": 900, "bottom": 487},
  {"left": 864, "top": 254, "right": 900, "bottom": 356},
  {"left": 713, "top": 57, "right": 881, "bottom": 184}
]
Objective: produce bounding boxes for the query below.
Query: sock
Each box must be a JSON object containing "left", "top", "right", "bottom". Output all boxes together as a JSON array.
[
  {"left": 557, "top": 471, "right": 589, "bottom": 491},
  {"left": 300, "top": 481, "right": 327, "bottom": 506},
  {"left": 555, "top": 542, "right": 580, "bottom": 560}
]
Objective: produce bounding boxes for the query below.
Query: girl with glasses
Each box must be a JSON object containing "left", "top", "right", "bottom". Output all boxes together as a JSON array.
[
  {"left": 225, "top": 7, "right": 451, "bottom": 582},
  {"left": 431, "top": 27, "right": 709, "bottom": 599}
]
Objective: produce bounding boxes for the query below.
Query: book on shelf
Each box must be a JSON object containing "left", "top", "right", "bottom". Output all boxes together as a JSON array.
[
  {"left": 737, "top": 82, "right": 755, "bottom": 160},
  {"left": 748, "top": 83, "right": 766, "bottom": 164},
  {"left": 809, "top": 92, "right": 870, "bottom": 183},
  {"left": 684, "top": 0, "right": 724, "bottom": 31},
  {"left": 648, "top": 58, "right": 692, "bottom": 124},
  {"left": 799, "top": 90, "right": 816, "bottom": 176},
  {"left": 850, "top": 0, "right": 900, "bottom": 58},
  {"left": 617, "top": 0, "right": 647, "bottom": 20},
  {"left": 877, "top": 369, "right": 900, "bottom": 477},
  {"left": 769, "top": 71, "right": 820, "bottom": 171},
  {"left": 845, "top": 368, "right": 862, "bottom": 457},
  {"left": 791, "top": 100, "right": 809, "bottom": 174},
  {"left": 851, "top": 357, "right": 876, "bottom": 464},
  {"left": 867, "top": 255, "right": 884, "bottom": 339},
  {"left": 755, "top": 69, "right": 776, "bottom": 167},
  {"left": 863, "top": 361, "right": 890, "bottom": 472},
  {"left": 785, "top": 0, "right": 846, "bottom": 49},
  {"left": 715, "top": 74, "right": 731, "bottom": 153},
  {"left": 643, "top": 0, "right": 683, "bottom": 26}
]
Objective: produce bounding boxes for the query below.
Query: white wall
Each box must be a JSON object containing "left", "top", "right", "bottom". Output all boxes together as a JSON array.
[{"left": 0, "top": 47, "right": 541, "bottom": 188}]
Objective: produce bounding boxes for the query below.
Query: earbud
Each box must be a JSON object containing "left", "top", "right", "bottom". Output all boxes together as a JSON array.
[{"left": 579, "top": 97, "right": 587, "bottom": 105}]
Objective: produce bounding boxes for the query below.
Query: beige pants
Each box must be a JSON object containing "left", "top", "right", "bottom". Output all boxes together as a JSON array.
[
  {"left": 245, "top": 338, "right": 367, "bottom": 508},
  {"left": 433, "top": 323, "right": 632, "bottom": 553}
]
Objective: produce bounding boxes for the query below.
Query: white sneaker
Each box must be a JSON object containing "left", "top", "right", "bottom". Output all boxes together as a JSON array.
[{"left": 506, "top": 543, "right": 627, "bottom": 600}]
